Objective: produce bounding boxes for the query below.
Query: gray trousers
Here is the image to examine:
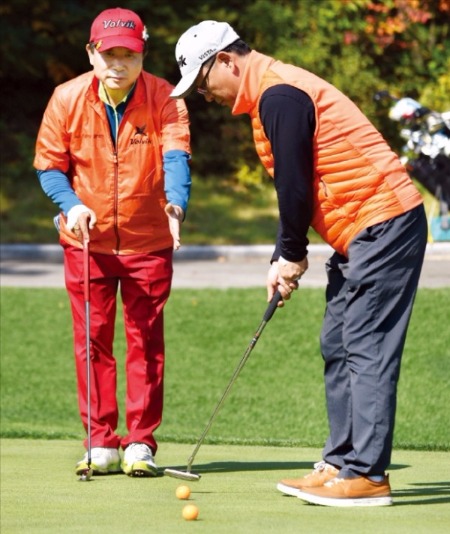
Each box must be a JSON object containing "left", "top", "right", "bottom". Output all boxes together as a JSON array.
[{"left": 320, "top": 205, "right": 427, "bottom": 478}]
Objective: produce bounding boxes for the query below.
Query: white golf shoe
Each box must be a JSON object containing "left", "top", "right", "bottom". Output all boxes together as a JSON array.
[
  {"left": 122, "top": 442, "right": 158, "bottom": 477},
  {"left": 75, "top": 447, "right": 122, "bottom": 475}
]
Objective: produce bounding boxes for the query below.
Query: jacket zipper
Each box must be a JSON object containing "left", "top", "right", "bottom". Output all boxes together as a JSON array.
[
  {"left": 113, "top": 149, "right": 120, "bottom": 253},
  {"left": 112, "top": 108, "right": 120, "bottom": 253}
]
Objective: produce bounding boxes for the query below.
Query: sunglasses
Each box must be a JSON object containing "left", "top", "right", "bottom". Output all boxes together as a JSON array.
[{"left": 197, "top": 56, "right": 216, "bottom": 95}]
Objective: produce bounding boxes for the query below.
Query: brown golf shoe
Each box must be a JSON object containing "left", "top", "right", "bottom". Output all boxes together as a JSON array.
[
  {"left": 297, "top": 475, "right": 393, "bottom": 507},
  {"left": 277, "top": 461, "right": 340, "bottom": 497}
]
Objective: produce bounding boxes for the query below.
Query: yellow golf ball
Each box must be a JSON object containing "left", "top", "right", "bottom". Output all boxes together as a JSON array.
[
  {"left": 182, "top": 504, "right": 199, "bottom": 521},
  {"left": 176, "top": 485, "right": 191, "bottom": 500}
]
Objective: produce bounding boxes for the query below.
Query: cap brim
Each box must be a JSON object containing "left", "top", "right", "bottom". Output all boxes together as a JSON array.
[
  {"left": 96, "top": 36, "right": 144, "bottom": 53},
  {"left": 170, "top": 65, "right": 202, "bottom": 99}
]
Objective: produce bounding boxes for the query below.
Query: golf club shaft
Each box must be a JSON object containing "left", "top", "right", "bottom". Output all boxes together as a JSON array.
[
  {"left": 83, "top": 241, "right": 92, "bottom": 468},
  {"left": 186, "top": 290, "right": 282, "bottom": 472}
]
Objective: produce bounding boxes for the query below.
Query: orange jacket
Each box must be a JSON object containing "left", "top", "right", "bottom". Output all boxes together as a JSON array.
[
  {"left": 232, "top": 52, "right": 423, "bottom": 256},
  {"left": 34, "top": 72, "right": 191, "bottom": 255}
]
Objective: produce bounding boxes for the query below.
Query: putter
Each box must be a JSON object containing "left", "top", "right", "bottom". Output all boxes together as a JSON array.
[
  {"left": 164, "top": 290, "right": 283, "bottom": 481},
  {"left": 79, "top": 239, "right": 93, "bottom": 482}
]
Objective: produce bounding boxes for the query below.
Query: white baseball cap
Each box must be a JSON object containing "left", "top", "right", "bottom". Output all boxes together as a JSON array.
[{"left": 170, "top": 21, "right": 240, "bottom": 98}]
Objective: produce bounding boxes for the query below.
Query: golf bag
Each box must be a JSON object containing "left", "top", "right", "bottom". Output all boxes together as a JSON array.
[{"left": 374, "top": 90, "right": 450, "bottom": 242}]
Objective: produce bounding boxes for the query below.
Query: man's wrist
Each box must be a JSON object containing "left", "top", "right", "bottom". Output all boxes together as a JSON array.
[{"left": 278, "top": 254, "right": 307, "bottom": 265}]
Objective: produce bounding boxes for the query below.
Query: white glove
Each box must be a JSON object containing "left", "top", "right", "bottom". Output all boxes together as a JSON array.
[{"left": 66, "top": 205, "right": 94, "bottom": 230}]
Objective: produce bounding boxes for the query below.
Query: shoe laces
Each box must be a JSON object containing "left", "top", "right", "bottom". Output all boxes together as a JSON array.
[
  {"left": 305, "top": 460, "right": 335, "bottom": 477},
  {"left": 313, "top": 461, "right": 327, "bottom": 471},
  {"left": 324, "top": 477, "right": 344, "bottom": 487},
  {"left": 127, "top": 443, "right": 152, "bottom": 461}
]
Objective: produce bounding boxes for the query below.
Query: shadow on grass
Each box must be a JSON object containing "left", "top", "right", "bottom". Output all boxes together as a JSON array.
[
  {"left": 162, "top": 460, "right": 309, "bottom": 475},
  {"left": 162, "top": 461, "right": 410, "bottom": 475},
  {"left": 393, "top": 481, "right": 450, "bottom": 505}
]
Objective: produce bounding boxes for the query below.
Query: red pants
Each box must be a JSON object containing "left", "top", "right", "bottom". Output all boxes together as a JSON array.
[{"left": 63, "top": 242, "right": 173, "bottom": 453}]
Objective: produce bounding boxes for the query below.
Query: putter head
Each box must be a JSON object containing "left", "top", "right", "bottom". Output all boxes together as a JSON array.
[
  {"left": 78, "top": 467, "right": 93, "bottom": 481},
  {"left": 164, "top": 468, "right": 201, "bottom": 481}
]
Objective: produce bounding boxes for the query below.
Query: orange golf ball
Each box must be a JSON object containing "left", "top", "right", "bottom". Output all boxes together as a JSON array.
[
  {"left": 176, "top": 485, "right": 191, "bottom": 500},
  {"left": 182, "top": 504, "right": 199, "bottom": 521}
]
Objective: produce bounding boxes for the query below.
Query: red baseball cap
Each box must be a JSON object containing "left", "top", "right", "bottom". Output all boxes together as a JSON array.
[{"left": 89, "top": 8, "right": 148, "bottom": 52}]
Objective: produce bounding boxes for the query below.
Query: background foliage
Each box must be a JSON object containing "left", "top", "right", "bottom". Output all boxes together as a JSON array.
[{"left": 1, "top": 0, "right": 449, "bottom": 242}]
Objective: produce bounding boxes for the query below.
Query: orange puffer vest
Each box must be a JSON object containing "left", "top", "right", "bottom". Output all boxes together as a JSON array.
[
  {"left": 34, "top": 71, "right": 190, "bottom": 255},
  {"left": 232, "top": 51, "right": 423, "bottom": 257}
]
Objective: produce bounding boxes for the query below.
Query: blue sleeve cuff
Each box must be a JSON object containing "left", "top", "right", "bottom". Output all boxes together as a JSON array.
[
  {"left": 37, "top": 169, "right": 83, "bottom": 215},
  {"left": 163, "top": 150, "right": 192, "bottom": 214}
]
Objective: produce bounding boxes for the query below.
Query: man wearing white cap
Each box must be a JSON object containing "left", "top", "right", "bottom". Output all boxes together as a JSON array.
[
  {"left": 35, "top": 8, "right": 192, "bottom": 478},
  {"left": 171, "top": 21, "right": 427, "bottom": 507}
]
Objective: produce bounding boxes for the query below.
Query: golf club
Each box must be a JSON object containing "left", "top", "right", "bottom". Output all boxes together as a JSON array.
[
  {"left": 164, "top": 290, "right": 283, "bottom": 481},
  {"left": 79, "top": 239, "right": 93, "bottom": 482}
]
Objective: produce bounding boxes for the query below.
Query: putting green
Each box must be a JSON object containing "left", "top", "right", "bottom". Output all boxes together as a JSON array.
[{"left": 1, "top": 439, "right": 449, "bottom": 533}]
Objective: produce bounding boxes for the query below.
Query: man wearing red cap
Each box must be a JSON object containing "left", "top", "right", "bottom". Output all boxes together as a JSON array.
[{"left": 34, "top": 8, "right": 192, "bottom": 477}]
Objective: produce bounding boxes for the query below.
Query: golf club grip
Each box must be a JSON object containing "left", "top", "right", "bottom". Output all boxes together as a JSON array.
[
  {"left": 83, "top": 241, "right": 90, "bottom": 302},
  {"left": 263, "top": 290, "right": 282, "bottom": 322}
]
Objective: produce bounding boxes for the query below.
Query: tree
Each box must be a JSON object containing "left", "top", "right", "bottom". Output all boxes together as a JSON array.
[{"left": 1, "top": 0, "right": 449, "bottom": 240}]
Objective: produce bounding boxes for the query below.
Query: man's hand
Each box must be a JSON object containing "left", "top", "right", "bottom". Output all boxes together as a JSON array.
[
  {"left": 67, "top": 205, "right": 97, "bottom": 243},
  {"left": 266, "top": 256, "right": 309, "bottom": 305},
  {"left": 165, "top": 203, "right": 184, "bottom": 250}
]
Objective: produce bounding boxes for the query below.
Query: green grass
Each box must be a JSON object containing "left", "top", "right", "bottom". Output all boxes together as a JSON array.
[
  {"left": 1, "top": 287, "right": 449, "bottom": 533},
  {"left": 1, "top": 287, "right": 449, "bottom": 450},
  {"left": 1, "top": 440, "right": 449, "bottom": 533}
]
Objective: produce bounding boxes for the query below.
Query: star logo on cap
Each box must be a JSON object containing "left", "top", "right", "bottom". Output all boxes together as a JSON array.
[{"left": 177, "top": 55, "right": 187, "bottom": 68}]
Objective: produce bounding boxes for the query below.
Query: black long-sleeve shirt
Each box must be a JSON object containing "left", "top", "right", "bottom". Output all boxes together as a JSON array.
[{"left": 259, "top": 84, "right": 316, "bottom": 262}]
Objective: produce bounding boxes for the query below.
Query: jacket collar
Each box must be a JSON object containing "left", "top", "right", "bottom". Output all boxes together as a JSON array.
[
  {"left": 232, "top": 50, "right": 276, "bottom": 116},
  {"left": 86, "top": 73, "right": 147, "bottom": 109}
]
